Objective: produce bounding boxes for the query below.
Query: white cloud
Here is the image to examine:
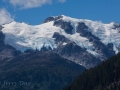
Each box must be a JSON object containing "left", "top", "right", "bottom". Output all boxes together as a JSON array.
[
  {"left": 6, "top": 0, "right": 66, "bottom": 9},
  {"left": 0, "top": 8, "right": 13, "bottom": 25},
  {"left": 9, "top": 0, "right": 52, "bottom": 9}
]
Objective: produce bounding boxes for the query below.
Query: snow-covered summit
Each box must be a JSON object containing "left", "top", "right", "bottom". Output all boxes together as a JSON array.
[
  {"left": 2, "top": 21, "right": 59, "bottom": 52},
  {"left": 59, "top": 15, "right": 120, "bottom": 54},
  {"left": 1, "top": 15, "right": 120, "bottom": 56}
]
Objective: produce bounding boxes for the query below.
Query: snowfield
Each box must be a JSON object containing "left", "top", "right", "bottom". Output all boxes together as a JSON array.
[{"left": 2, "top": 15, "right": 120, "bottom": 56}]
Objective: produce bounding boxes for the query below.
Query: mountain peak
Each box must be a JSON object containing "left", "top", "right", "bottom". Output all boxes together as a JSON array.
[
  {"left": 1, "top": 15, "right": 120, "bottom": 68},
  {"left": 2, "top": 15, "right": 120, "bottom": 53},
  {"left": 2, "top": 15, "right": 120, "bottom": 54}
]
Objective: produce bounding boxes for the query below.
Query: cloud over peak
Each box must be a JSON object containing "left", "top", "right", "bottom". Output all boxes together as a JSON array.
[
  {"left": 0, "top": 8, "right": 13, "bottom": 25},
  {"left": 9, "top": 0, "right": 52, "bottom": 9},
  {"left": 7, "top": 0, "right": 66, "bottom": 9}
]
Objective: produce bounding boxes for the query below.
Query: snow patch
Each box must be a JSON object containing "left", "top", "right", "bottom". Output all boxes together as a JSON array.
[
  {"left": 62, "top": 42, "right": 67, "bottom": 45},
  {"left": 113, "top": 44, "right": 119, "bottom": 54},
  {"left": 87, "top": 49, "right": 99, "bottom": 57}
]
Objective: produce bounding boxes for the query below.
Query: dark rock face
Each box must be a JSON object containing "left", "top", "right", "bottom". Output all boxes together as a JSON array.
[
  {"left": 0, "top": 31, "right": 5, "bottom": 44},
  {"left": 44, "top": 16, "right": 74, "bottom": 34},
  {"left": 94, "top": 41, "right": 115, "bottom": 60},
  {"left": 113, "top": 23, "right": 120, "bottom": 50},
  {"left": 52, "top": 32, "right": 70, "bottom": 43},
  {"left": 0, "top": 26, "right": 3, "bottom": 31},
  {"left": 77, "top": 22, "right": 88, "bottom": 34},
  {"left": 56, "top": 42, "right": 101, "bottom": 69},
  {"left": 106, "top": 43, "right": 114, "bottom": 51},
  {"left": 43, "top": 17, "right": 55, "bottom": 23},
  {"left": 76, "top": 22, "right": 115, "bottom": 60},
  {"left": 53, "top": 32, "right": 101, "bottom": 69},
  {"left": 43, "top": 15, "right": 63, "bottom": 23},
  {"left": 54, "top": 20, "right": 73, "bottom": 34},
  {"left": 41, "top": 46, "right": 52, "bottom": 51},
  {"left": 77, "top": 22, "right": 100, "bottom": 40},
  {"left": 113, "top": 23, "right": 120, "bottom": 29},
  {"left": 113, "top": 23, "right": 120, "bottom": 33}
]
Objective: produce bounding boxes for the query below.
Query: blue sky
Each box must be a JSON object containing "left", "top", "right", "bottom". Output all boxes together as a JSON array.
[{"left": 0, "top": 0, "right": 120, "bottom": 25}]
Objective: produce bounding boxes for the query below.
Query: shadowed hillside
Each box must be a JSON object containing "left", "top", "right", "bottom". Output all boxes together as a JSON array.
[
  {"left": 64, "top": 53, "right": 120, "bottom": 90},
  {"left": 0, "top": 51, "right": 85, "bottom": 90}
]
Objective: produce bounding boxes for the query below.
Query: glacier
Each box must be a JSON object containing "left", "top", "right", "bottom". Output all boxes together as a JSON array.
[{"left": 1, "top": 15, "right": 120, "bottom": 56}]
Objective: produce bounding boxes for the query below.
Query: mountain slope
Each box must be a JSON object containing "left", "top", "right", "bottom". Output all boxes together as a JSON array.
[
  {"left": 63, "top": 52, "right": 120, "bottom": 90},
  {"left": 0, "top": 51, "right": 85, "bottom": 90},
  {"left": 0, "top": 25, "right": 86, "bottom": 90},
  {"left": 0, "top": 30, "right": 21, "bottom": 60},
  {"left": 53, "top": 32, "right": 101, "bottom": 68},
  {"left": 1, "top": 15, "right": 120, "bottom": 68}
]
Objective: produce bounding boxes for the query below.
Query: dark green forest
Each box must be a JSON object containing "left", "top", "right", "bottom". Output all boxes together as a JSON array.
[
  {"left": 64, "top": 52, "right": 120, "bottom": 90},
  {"left": 0, "top": 51, "right": 85, "bottom": 90}
]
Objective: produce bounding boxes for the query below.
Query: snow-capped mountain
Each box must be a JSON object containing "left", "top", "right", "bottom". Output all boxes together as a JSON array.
[{"left": 1, "top": 15, "right": 120, "bottom": 68}]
